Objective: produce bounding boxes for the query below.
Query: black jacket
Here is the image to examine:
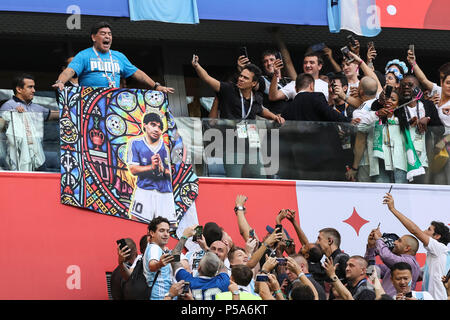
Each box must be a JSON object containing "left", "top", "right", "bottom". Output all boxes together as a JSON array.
[{"left": 281, "top": 92, "right": 348, "bottom": 122}]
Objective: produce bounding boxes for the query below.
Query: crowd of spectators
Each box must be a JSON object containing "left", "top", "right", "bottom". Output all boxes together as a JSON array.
[
  {"left": 0, "top": 20, "right": 448, "bottom": 303},
  {"left": 112, "top": 193, "right": 449, "bottom": 301}
]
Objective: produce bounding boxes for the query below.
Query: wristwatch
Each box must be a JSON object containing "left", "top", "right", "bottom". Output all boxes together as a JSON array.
[
  {"left": 232, "top": 290, "right": 240, "bottom": 296},
  {"left": 234, "top": 206, "right": 246, "bottom": 213},
  {"left": 153, "top": 82, "right": 161, "bottom": 90},
  {"left": 164, "top": 292, "right": 174, "bottom": 299},
  {"left": 331, "top": 275, "right": 339, "bottom": 282}
]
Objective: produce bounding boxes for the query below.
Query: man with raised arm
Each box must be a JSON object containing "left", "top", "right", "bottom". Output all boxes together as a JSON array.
[
  {"left": 383, "top": 193, "right": 449, "bottom": 300},
  {"left": 192, "top": 55, "right": 284, "bottom": 123},
  {"left": 364, "top": 226, "right": 421, "bottom": 297},
  {"left": 53, "top": 21, "right": 173, "bottom": 93}
]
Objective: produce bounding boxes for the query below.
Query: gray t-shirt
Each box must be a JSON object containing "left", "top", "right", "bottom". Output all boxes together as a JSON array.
[{"left": 0, "top": 96, "right": 50, "bottom": 120}]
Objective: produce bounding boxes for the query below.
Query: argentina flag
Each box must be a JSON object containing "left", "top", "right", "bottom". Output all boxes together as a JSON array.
[
  {"left": 129, "top": 0, "right": 199, "bottom": 24},
  {"left": 328, "top": 0, "right": 381, "bottom": 37}
]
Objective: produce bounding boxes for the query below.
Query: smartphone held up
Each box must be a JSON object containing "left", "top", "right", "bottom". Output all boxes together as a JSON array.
[
  {"left": 116, "top": 238, "right": 127, "bottom": 250},
  {"left": 341, "top": 46, "right": 354, "bottom": 62}
]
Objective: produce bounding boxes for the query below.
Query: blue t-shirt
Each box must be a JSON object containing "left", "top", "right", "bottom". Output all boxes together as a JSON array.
[
  {"left": 68, "top": 47, "right": 138, "bottom": 87},
  {"left": 142, "top": 243, "right": 173, "bottom": 300},
  {"left": 127, "top": 136, "right": 172, "bottom": 193},
  {"left": 175, "top": 268, "right": 230, "bottom": 300}
]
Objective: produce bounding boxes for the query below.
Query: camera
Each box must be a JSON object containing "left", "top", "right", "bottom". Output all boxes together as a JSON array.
[
  {"left": 172, "top": 254, "right": 180, "bottom": 262},
  {"left": 249, "top": 229, "right": 255, "bottom": 238},
  {"left": 405, "top": 291, "right": 413, "bottom": 298}
]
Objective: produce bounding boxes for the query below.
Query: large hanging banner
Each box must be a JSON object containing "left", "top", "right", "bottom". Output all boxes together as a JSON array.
[{"left": 57, "top": 87, "right": 199, "bottom": 236}]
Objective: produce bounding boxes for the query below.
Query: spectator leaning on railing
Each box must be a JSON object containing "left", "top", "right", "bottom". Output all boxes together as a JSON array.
[
  {"left": 0, "top": 73, "right": 58, "bottom": 171},
  {"left": 52, "top": 21, "right": 174, "bottom": 93}
]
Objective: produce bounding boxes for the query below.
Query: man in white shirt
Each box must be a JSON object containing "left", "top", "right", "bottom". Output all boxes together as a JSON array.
[
  {"left": 269, "top": 52, "right": 329, "bottom": 102},
  {"left": 383, "top": 193, "right": 449, "bottom": 300}
]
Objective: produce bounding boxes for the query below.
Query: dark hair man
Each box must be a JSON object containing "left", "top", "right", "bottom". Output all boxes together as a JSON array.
[
  {"left": 53, "top": 21, "right": 173, "bottom": 93},
  {"left": 269, "top": 52, "right": 329, "bottom": 103},
  {"left": 192, "top": 55, "right": 284, "bottom": 179},
  {"left": 0, "top": 73, "right": 59, "bottom": 171},
  {"left": 111, "top": 238, "right": 138, "bottom": 300},
  {"left": 279, "top": 73, "right": 349, "bottom": 181},
  {"left": 391, "top": 262, "right": 434, "bottom": 300},
  {"left": 2, "top": 74, "right": 58, "bottom": 120},
  {"left": 384, "top": 193, "right": 449, "bottom": 300},
  {"left": 185, "top": 222, "right": 223, "bottom": 277},
  {"left": 236, "top": 30, "right": 297, "bottom": 115},
  {"left": 280, "top": 73, "right": 348, "bottom": 122},
  {"left": 126, "top": 112, "right": 176, "bottom": 227},
  {"left": 192, "top": 55, "right": 283, "bottom": 123},
  {"left": 143, "top": 216, "right": 174, "bottom": 300}
]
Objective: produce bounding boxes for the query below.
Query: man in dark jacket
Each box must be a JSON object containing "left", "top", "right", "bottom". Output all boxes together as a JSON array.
[{"left": 279, "top": 73, "right": 350, "bottom": 180}]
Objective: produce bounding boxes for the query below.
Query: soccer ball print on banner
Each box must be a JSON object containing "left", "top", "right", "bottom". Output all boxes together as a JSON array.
[{"left": 58, "top": 87, "right": 198, "bottom": 236}]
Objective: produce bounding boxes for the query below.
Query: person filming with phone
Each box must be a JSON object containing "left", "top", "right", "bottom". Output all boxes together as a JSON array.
[
  {"left": 390, "top": 262, "right": 434, "bottom": 300},
  {"left": 383, "top": 192, "right": 449, "bottom": 300}
]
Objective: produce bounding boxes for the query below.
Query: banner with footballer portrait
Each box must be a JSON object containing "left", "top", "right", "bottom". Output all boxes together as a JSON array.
[{"left": 57, "top": 86, "right": 199, "bottom": 237}]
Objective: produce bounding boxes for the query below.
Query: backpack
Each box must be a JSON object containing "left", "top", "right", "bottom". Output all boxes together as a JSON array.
[{"left": 122, "top": 258, "right": 151, "bottom": 300}]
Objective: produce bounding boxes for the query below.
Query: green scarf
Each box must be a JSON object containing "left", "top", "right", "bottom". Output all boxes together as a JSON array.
[
  {"left": 372, "top": 120, "right": 425, "bottom": 181},
  {"left": 403, "top": 128, "right": 425, "bottom": 181}
]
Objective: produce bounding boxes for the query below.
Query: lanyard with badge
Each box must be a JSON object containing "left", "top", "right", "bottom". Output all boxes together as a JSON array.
[
  {"left": 92, "top": 47, "right": 116, "bottom": 87},
  {"left": 236, "top": 90, "right": 261, "bottom": 148}
]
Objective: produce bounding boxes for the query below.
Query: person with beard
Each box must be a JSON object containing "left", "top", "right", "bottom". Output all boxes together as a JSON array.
[
  {"left": 53, "top": 21, "right": 173, "bottom": 93},
  {"left": 126, "top": 112, "right": 176, "bottom": 227},
  {"left": 364, "top": 226, "right": 421, "bottom": 297}
]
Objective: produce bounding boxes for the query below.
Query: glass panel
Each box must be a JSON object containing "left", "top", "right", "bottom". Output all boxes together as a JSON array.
[
  {"left": 2, "top": 100, "right": 448, "bottom": 186},
  {"left": 175, "top": 117, "right": 448, "bottom": 185}
]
